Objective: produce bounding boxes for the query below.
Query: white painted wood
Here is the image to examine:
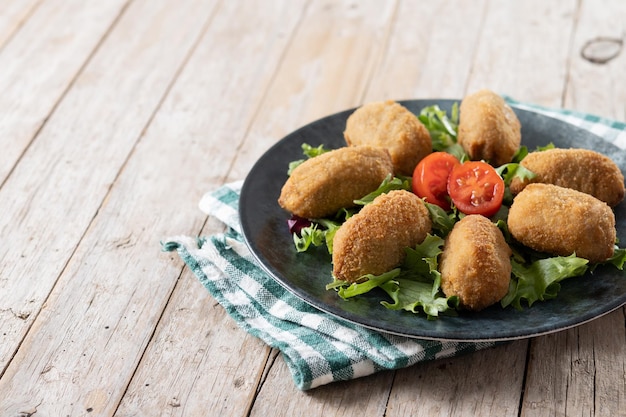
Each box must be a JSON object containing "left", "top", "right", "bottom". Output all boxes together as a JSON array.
[
  {"left": 0, "top": 0, "right": 218, "bottom": 414},
  {"left": 226, "top": 0, "right": 398, "bottom": 182},
  {"left": 564, "top": 0, "right": 626, "bottom": 119},
  {"left": 0, "top": 0, "right": 131, "bottom": 373},
  {"left": 522, "top": 310, "right": 626, "bottom": 417},
  {"left": 467, "top": 0, "right": 578, "bottom": 106},
  {"left": 0, "top": 0, "right": 41, "bottom": 49},
  {"left": 0, "top": 0, "right": 130, "bottom": 184},
  {"left": 114, "top": 1, "right": 309, "bottom": 414},
  {"left": 0, "top": 0, "right": 624, "bottom": 416},
  {"left": 365, "top": 0, "right": 488, "bottom": 101},
  {"left": 387, "top": 341, "right": 528, "bottom": 417}
]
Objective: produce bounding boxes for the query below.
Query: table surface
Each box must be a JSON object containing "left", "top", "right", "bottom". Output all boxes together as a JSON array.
[{"left": 1, "top": 1, "right": 625, "bottom": 416}]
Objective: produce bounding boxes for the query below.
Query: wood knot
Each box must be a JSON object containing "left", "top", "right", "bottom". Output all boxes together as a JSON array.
[{"left": 580, "top": 36, "right": 623, "bottom": 64}]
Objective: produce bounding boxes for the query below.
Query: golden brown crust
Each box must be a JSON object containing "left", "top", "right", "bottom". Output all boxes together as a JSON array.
[
  {"left": 457, "top": 89, "right": 521, "bottom": 166},
  {"left": 509, "top": 148, "right": 625, "bottom": 207},
  {"left": 332, "top": 190, "right": 432, "bottom": 282},
  {"left": 439, "top": 215, "right": 512, "bottom": 311},
  {"left": 343, "top": 100, "right": 432, "bottom": 176},
  {"left": 507, "top": 183, "right": 616, "bottom": 263},
  {"left": 278, "top": 145, "right": 393, "bottom": 219}
]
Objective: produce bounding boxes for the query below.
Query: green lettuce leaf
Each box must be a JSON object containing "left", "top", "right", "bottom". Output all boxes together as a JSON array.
[
  {"left": 424, "top": 202, "right": 456, "bottom": 237},
  {"left": 293, "top": 216, "right": 346, "bottom": 254},
  {"left": 380, "top": 235, "right": 458, "bottom": 318},
  {"left": 329, "top": 269, "right": 401, "bottom": 298},
  {"left": 293, "top": 224, "right": 325, "bottom": 252},
  {"left": 598, "top": 246, "right": 626, "bottom": 270},
  {"left": 327, "top": 234, "right": 456, "bottom": 319},
  {"left": 353, "top": 175, "right": 411, "bottom": 205},
  {"left": 287, "top": 143, "right": 331, "bottom": 175},
  {"left": 418, "top": 104, "right": 458, "bottom": 151},
  {"left": 495, "top": 163, "right": 536, "bottom": 186},
  {"left": 501, "top": 254, "right": 589, "bottom": 310},
  {"left": 380, "top": 278, "right": 459, "bottom": 319}
]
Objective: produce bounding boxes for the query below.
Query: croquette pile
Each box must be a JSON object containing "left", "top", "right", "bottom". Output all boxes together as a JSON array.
[{"left": 278, "top": 89, "right": 625, "bottom": 312}]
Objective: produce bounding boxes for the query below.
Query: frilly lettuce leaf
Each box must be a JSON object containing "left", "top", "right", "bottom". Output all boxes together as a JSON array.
[
  {"left": 501, "top": 254, "right": 589, "bottom": 310},
  {"left": 353, "top": 174, "right": 411, "bottom": 206},
  {"left": 293, "top": 215, "right": 348, "bottom": 254},
  {"left": 424, "top": 201, "right": 456, "bottom": 237},
  {"left": 603, "top": 246, "right": 626, "bottom": 270},
  {"left": 495, "top": 162, "right": 536, "bottom": 186},
  {"left": 418, "top": 104, "right": 458, "bottom": 149},
  {"left": 327, "top": 234, "right": 457, "bottom": 319},
  {"left": 380, "top": 278, "right": 459, "bottom": 319},
  {"left": 287, "top": 143, "right": 331, "bottom": 175}
]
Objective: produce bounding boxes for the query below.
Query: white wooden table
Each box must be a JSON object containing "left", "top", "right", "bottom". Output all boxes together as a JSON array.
[{"left": 1, "top": 1, "right": 625, "bottom": 415}]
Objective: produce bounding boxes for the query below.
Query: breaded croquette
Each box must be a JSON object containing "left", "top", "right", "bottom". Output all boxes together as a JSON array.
[
  {"left": 508, "top": 183, "right": 616, "bottom": 263},
  {"left": 439, "top": 215, "right": 512, "bottom": 311},
  {"left": 509, "top": 148, "right": 625, "bottom": 207},
  {"left": 332, "top": 190, "right": 432, "bottom": 283},
  {"left": 343, "top": 100, "right": 432, "bottom": 176},
  {"left": 458, "top": 89, "right": 521, "bottom": 166},
  {"left": 278, "top": 145, "right": 393, "bottom": 219}
]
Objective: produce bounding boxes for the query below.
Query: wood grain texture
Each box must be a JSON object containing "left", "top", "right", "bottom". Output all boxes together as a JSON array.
[
  {"left": 0, "top": 0, "right": 41, "bottom": 49},
  {"left": 387, "top": 341, "right": 528, "bottom": 417},
  {"left": 467, "top": 0, "right": 577, "bottom": 106},
  {"left": 564, "top": 0, "right": 626, "bottom": 119},
  {"left": 251, "top": 358, "right": 395, "bottom": 417},
  {"left": 365, "top": 0, "right": 488, "bottom": 101},
  {"left": 0, "top": 0, "right": 217, "bottom": 414},
  {"left": 114, "top": 0, "right": 308, "bottom": 414},
  {"left": 0, "top": 0, "right": 131, "bottom": 375},
  {"left": 226, "top": 0, "right": 397, "bottom": 182},
  {"left": 0, "top": 0, "right": 130, "bottom": 185},
  {"left": 522, "top": 310, "right": 626, "bottom": 417},
  {"left": 0, "top": 1, "right": 624, "bottom": 416}
]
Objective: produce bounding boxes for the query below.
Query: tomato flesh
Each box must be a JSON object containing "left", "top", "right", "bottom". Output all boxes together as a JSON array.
[
  {"left": 447, "top": 161, "right": 505, "bottom": 217},
  {"left": 412, "top": 152, "right": 460, "bottom": 210}
]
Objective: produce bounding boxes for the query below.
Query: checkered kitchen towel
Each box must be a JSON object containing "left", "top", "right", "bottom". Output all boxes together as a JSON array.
[{"left": 162, "top": 101, "right": 626, "bottom": 390}]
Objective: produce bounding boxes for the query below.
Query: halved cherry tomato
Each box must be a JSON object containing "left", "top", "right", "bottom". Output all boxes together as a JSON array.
[
  {"left": 447, "top": 161, "right": 505, "bottom": 217},
  {"left": 412, "top": 152, "right": 461, "bottom": 210}
]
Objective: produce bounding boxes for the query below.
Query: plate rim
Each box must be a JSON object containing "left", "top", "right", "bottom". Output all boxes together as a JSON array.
[{"left": 239, "top": 98, "right": 626, "bottom": 342}]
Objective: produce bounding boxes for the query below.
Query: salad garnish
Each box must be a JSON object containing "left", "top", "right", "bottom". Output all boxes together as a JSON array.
[{"left": 285, "top": 104, "right": 626, "bottom": 319}]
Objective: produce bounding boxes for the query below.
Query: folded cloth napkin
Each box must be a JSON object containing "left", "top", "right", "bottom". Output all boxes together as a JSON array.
[{"left": 162, "top": 100, "right": 625, "bottom": 390}]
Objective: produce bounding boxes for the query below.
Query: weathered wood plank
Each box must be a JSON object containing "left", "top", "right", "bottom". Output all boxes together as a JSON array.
[
  {"left": 0, "top": 0, "right": 218, "bottom": 414},
  {"left": 365, "top": 1, "right": 569, "bottom": 415},
  {"left": 226, "top": 0, "right": 398, "bottom": 183},
  {"left": 467, "top": 0, "right": 577, "bottom": 106},
  {"left": 564, "top": 0, "right": 626, "bottom": 119},
  {"left": 114, "top": 1, "right": 309, "bottom": 414},
  {"left": 0, "top": 0, "right": 41, "bottom": 49},
  {"left": 387, "top": 341, "right": 528, "bottom": 417},
  {"left": 521, "top": 310, "right": 626, "bottom": 417},
  {"left": 222, "top": 0, "right": 402, "bottom": 414},
  {"left": 251, "top": 359, "right": 395, "bottom": 417},
  {"left": 521, "top": 1, "right": 626, "bottom": 416},
  {"left": 0, "top": 0, "right": 131, "bottom": 374},
  {"left": 0, "top": 0, "right": 129, "bottom": 185},
  {"left": 365, "top": 0, "right": 488, "bottom": 101}
]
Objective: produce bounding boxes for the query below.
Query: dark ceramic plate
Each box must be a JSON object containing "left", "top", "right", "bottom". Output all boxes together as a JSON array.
[{"left": 239, "top": 99, "right": 626, "bottom": 341}]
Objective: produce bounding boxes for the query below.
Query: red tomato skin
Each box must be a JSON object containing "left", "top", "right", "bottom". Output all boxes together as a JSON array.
[
  {"left": 447, "top": 161, "right": 505, "bottom": 217},
  {"left": 412, "top": 152, "right": 460, "bottom": 210}
]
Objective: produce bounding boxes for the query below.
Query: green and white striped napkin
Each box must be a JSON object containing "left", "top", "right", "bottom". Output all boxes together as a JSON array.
[{"left": 162, "top": 101, "right": 625, "bottom": 390}]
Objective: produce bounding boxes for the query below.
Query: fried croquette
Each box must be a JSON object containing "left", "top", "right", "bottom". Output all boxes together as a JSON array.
[
  {"left": 278, "top": 145, "right": 393, "bottom": 219},
  {"left": 343, "top": 100, "right": 432, "bottom": 176},
  {"left": 439, "top": 215, "right": 512, "bottom": 311},
  {"left": 458, "top": 89, "right": 521, "bottom": 166},
  {"left": 332, "top": 190, "right": 432, "bottom": 283},
  {"left": 508, "top": 183, "right": 616, "bottom": 263},
  {"left": 509, "top": 148, "right": 625, "bottom": 207}
]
